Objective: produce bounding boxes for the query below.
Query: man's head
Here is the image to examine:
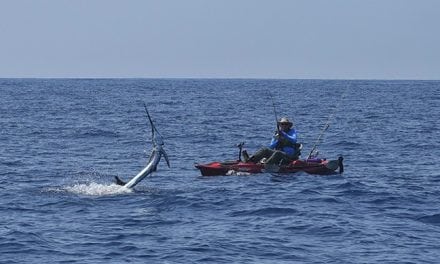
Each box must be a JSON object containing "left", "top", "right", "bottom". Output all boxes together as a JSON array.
[{"left": 278, "top": 117, "right": 293, "bottom": 131}]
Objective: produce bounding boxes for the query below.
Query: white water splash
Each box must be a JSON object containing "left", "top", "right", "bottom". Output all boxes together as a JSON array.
[
  {"left": 64, "top": 182, "right": 132, "bottom": 196},
  {"left": 226, "top": 170, "right": 251, "bottom": 176}
]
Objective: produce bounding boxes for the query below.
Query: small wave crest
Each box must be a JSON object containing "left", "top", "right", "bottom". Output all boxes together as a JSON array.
[{"left": 64, "top": 182, "right": 132, "bottom": 196}]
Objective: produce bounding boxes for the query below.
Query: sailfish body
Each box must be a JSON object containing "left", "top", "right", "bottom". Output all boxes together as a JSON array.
[{"left": 115, "top": 104, "right": 170, "bottom": 189}]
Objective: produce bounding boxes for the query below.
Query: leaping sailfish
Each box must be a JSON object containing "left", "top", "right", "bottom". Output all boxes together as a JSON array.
[{"left": 115, "top": 103, "right": 170, "bottom": 188}]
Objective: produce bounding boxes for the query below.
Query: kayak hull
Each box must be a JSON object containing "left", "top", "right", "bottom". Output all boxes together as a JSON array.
[{"left": 195, "top": 157, "right": 343, "bottom": 176}]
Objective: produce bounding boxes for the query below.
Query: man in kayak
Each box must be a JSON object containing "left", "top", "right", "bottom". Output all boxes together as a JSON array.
[{"left": 244, "top": 117, "right": 300, "bottom": 165}]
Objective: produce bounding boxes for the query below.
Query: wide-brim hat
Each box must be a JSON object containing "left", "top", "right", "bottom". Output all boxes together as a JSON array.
[{"left": 278, "top": 117, "right": 293, "bottom": 127}]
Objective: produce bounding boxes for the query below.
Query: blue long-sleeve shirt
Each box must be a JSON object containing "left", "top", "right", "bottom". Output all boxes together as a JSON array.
[{"left": 269, "top": 129, "right": 298, "bottom": 156}]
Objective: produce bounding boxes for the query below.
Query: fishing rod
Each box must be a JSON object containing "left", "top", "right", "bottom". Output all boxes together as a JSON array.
[
  {"left": 306, "top": 85, "right": 348, "bottom": 159},
  {"left": 307, "top": 123, "right": 330, "bottom": 159},
  {"left": 268, "top": 91, "right": 280, "bottom": 134}
]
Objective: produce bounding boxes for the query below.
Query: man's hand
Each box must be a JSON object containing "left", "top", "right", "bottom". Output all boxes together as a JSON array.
[{"left": 274, "top": 131, "right": 284, "bottom": 139}]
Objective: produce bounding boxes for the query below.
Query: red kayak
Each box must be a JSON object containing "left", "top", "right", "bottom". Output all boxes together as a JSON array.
[{"left": 195, "top": 157, "right": 344, "bottom": 176}]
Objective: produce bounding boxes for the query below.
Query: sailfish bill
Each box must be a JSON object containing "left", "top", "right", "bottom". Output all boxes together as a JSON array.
[{"left": 115, "top": 103, "right": 170, "bottom": 189}]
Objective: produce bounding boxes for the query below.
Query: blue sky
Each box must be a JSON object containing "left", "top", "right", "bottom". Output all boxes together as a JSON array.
[{"left": 0, "top": 0, "right": 439, "bottom": 79}]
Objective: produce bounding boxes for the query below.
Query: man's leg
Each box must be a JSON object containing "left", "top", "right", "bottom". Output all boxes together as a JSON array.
[
  {"left": 265, "top": 151, "right": 292, "bottom": 165},
  {"left": 248, "top": 147, "right": 274, "bottom": 163}
]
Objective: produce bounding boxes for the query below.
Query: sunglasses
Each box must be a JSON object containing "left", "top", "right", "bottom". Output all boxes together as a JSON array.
[{"left": 280, "top": 123, "right": 290, "bottom": 126}]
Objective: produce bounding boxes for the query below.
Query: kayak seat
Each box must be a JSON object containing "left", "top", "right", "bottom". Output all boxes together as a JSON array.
[
  {"left": 242, "top": 150, "right": 250, "bottom": 162},
  {"left": 291, "top": 143, "right": 303, "bottom": 160}
]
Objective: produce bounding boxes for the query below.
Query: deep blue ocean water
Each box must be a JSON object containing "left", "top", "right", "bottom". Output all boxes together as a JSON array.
[{"left": 1, "top": 79, "right": 439, "bottom": 263}]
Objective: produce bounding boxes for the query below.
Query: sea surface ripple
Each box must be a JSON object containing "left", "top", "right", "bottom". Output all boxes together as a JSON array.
[{"left": 1, "top": 79, "right": 439, "bottom": 263}]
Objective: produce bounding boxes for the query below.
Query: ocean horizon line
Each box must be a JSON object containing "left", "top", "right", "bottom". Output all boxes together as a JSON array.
[{"left": 0, "top": 77, "right": 439, "bottom": 81}]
